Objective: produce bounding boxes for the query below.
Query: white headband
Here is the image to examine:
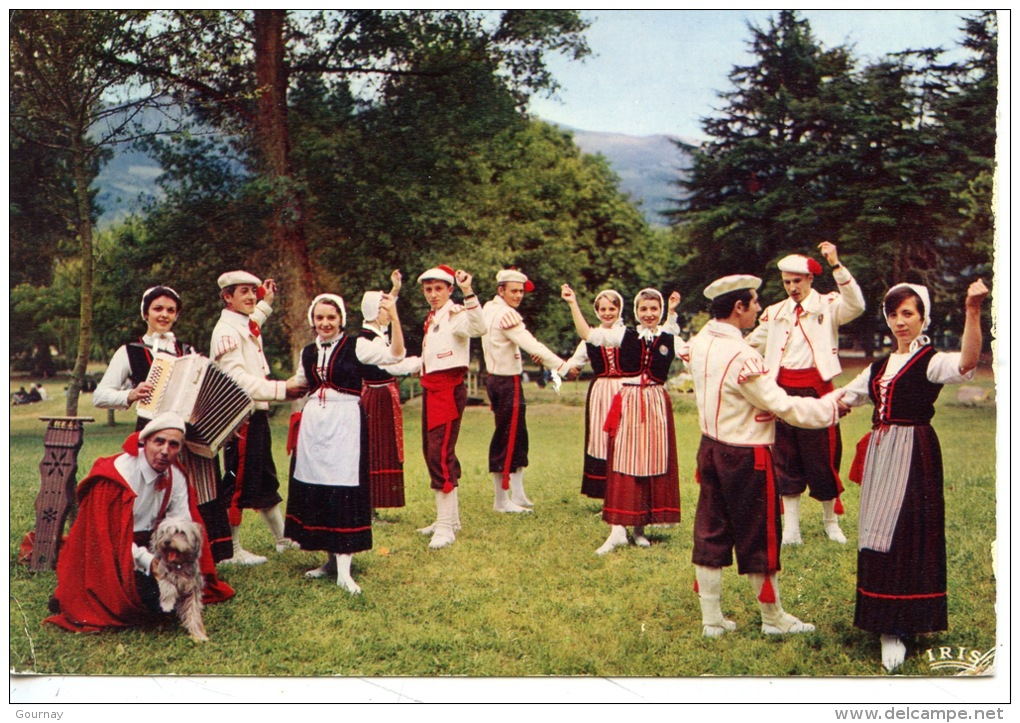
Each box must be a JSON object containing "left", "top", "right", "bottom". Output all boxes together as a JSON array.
[{"left": 308, "top": 293, "right": 347, "bottom": 329}]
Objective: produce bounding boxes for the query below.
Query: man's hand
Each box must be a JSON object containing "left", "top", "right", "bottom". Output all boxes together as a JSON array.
[
  {"left": 261, "top": 278, "right": 278, "bottom": 306},
  {"left": 455, "top": 270, "right": 473, "bottom": 296},
  {"left": 818, "top": 241, "right": 839, "bottom": 268}
]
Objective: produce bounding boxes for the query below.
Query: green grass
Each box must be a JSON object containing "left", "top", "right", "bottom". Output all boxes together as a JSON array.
[{"left": 8, "top": 363, "right": 998, "bottom": 678}]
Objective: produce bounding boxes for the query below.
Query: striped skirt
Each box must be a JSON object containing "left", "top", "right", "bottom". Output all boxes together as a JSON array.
[
  {"left": 602, "top": 385, "right": 681, "bottom": 526},
  {"left": 581, "top": 376, "right": 623, "bottom": 499}
]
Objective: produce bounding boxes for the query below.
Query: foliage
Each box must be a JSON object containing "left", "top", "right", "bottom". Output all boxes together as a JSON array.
[
  {"left": 9, "top": 364, "right": 997, "bottom": 678},
  {"left": 671, "top": 10, "right": 997, "bottom": 349}
]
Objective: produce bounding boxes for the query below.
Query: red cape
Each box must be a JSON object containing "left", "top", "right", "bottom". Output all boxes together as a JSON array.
[{"left": 45, "top": 453, "right": 234, "bottom": 633}]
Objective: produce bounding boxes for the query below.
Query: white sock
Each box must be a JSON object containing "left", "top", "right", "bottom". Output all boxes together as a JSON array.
[
  {"left": 881, "top": 634, "right": 907, "bottom": 672},
  {"left": 595, "top": 525, "right": 628, "bottom": 556},
  {"left": 782, "top": 495, "right": 802, "bottom": 545},
  {"left": 335, "top": 553, "right": 361, "bottom": 594},
  {"left": 822, "top": 499, "right": 847, "bottom": 544},
  {"left": 633, "top": 526, "right": 650, "bottom": 547}
]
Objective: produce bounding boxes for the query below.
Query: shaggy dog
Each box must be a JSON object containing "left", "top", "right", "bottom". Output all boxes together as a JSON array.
[{"left": 151, "top": 518, "right": 208, "bottom": 641}]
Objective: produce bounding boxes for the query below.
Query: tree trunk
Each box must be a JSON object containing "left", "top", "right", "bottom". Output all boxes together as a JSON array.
[
  {"left": 65, "top": 136, "right": 94, "bottom": 417},
  {"left": 253, "top": 9, "right": 316, "bottom": 370}
]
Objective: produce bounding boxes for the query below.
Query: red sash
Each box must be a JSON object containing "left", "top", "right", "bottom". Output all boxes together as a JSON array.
[{"left": 420, "top": 368, "right": 465, "bottom": 431}]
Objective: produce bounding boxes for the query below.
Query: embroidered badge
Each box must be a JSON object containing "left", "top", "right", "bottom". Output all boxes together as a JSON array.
[{"left": 659, "top": 345, "right": 669, "bottom": 355}]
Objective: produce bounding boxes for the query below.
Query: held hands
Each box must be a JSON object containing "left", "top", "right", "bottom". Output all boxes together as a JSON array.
[
  {"left": 389, "top": 269, "right": 403, "bottom": 297},
  {"left": 818, "top": 241, "right": 839, "bottom": 267},
  {"left": 965, "top": 279, "right": 989, "bottom": 310},
  {"left": 668, "top": 291, "right": 681, "bottom": 313},
  {"left": 285, "top": 376, "right": 308, "bottom": 400},
  {"left": 260, "top": 279, "right": 278, "bottom": 306}
]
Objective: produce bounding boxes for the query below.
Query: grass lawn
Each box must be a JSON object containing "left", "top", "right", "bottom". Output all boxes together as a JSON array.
[{"left": 8, "top": 362, "right": 999, "bottom": 680}]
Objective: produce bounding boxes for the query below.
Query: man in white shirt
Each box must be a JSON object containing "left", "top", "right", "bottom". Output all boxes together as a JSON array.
[
  {"left": 482, "top": 269, "right": 568, "bottom": 513},
  {"left": 746, "top": 242, "right": 864, "bottom": 546},
  {"left": 683, "top": 275, "right": 844, "bottom": 638},
  {"left": 417, "top": 265, "right": 486, "bottom": 549},
  {"left": 211, "top": 270, "right": 306, "bottom": 565},
  {"left": 46, "top": 413, "right": 234, "bottom": 633}
]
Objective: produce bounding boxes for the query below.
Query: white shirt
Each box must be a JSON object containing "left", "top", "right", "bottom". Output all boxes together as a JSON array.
[
  {"left": 682, "top": 320, "right": 840, "bottom": 446},
  {"left": 113, "top": 452, "right": 192, "bottom": 575},
  {"left": 421, "top": 297, "right": 486, "bottom": 374},
  {"left": 482, "top": 295, "right": 565, "bottom": 376},
  {"left": 210, "top": 303, "right": 285, "bottom": 409},
  {"left": 746, "top": 266, "right": 865, "bottom": 382},
  {"left": 93, "top": 333, "right": 182, "bottom": 411},
  {"left": 355, "top": 325, "right": 422, "bottom": 376}
]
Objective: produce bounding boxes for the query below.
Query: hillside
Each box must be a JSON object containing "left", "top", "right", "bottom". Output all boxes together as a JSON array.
[
  {"left": 96, "top": 123, "right": 694, "bottom": 228},
  {"left": 567, "top": 127, "right": 694, "bottom": 226}
]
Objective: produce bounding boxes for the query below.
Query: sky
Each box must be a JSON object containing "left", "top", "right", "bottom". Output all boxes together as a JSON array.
[{"left": 528, "top": 9, "right": 981, "bottom": 140}]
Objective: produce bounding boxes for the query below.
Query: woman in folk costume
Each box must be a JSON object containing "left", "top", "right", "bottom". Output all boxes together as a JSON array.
[
  {"left": 839, "top": 279, "right": 988, "bottom": 672},
  {"left": 93, "top": 285, "right": 233, "bottom": 564},
  {"left": 358, "top": 271, "right": 422, "bottom": 518},
  {"left": 562, "top": 284, "right": 683, "bottom": 555},
  {"left": 284, "top": 291, "right": 409, "bottom": 594},
  {"left": 562, "top": 290, "right": 626, "bottom": 500}
]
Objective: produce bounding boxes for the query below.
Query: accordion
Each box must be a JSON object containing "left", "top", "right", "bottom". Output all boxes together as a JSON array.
[{"left": 137, "top": 353, "right": 254, "bottom": 458}]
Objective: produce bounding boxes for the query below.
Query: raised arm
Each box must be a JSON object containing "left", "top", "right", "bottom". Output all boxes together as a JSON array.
[
  {"left": 380, "top": 292, "right": 405, "bottom": 359},
  {"left": 561, "top": 284, "right": 593, "bottom": 341},
  {"left": 958, "top": 279, "right": 988, "bottom": 374}
]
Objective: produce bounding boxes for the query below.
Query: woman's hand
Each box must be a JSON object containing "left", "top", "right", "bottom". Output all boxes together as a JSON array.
[
  {"left": 965, "top": 279, "right": 989, "bottom": 311},
  {"left": 128, "top": 381, "right": 153, "bottom": 404},
  {"left": 668, "top": 291, "right": 681, "bottom": 313},
  {"left": 561, "top": 284, "right": 577, "bottom": 305},
  {"left": 390, "top": 270, "right": 403, "bottom": 296}
]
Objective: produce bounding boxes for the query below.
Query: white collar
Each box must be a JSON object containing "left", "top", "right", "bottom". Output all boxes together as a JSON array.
[{"left": 142, "top": 331, "right": 176, "bottom": 351}]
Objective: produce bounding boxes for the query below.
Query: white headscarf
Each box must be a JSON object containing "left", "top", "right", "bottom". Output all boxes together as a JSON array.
[
  {"left": 633, "top": 288, "right": 664, "bottom": 326},
  {"left": 886, "top": 283, "right": 932, "bottom": 331},
  {"left": 593, "top": 289, "right": 625, "bottom": 327},
  {"left": 307, "top": 293, "right": 347, "bottom": 329},
  {"left": 361, "top": 291, "right": 383, "bottom": 324}
]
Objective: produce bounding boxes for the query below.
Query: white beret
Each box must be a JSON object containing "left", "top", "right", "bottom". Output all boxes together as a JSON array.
[
  {"left": 497, "top": 268, "right": 535, "bottom": 292},
  {"left": 217, "top": 270, "right": 261, "bottom": 289},
  {"left": 703, "top": 275, "right": 762, "bottom": 300},
  {"left": 418, "top": 265, "right": 456, "bottom": 285},
  {"left": 777, "top": 254, "right": 823, "bottom": 276},
  {"left": 139, "top": 412, "right": 187, "bottom": 441}
]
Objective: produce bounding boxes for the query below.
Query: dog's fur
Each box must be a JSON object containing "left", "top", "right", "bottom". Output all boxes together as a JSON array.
[{"left": 150, "top": 517, "right": 208, "bottom": 642}]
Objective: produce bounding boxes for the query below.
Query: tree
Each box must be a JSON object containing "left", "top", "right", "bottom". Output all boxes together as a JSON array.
[
  {"left": 120, "top": 10, "right": 590, "bottom": 363},
  {"left": 671, "top": 10, "right": 858, "bottom": 300},
  {"left": 10, "top": 10, "right": 159, "bottom": 414}
]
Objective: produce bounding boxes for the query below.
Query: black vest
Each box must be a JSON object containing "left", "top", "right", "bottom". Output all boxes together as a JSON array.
[
  {"left": 300, "top": 336, "right": 364, "bottom": 396},
  {"left": 616, "top": 328, "right": 676, "bottom": 384},
  {"left": 868, "top": 345, "right": 943, "bottom": 426},
  {"left": 586, "top": 342, "right": 622, "bottom": 378}
]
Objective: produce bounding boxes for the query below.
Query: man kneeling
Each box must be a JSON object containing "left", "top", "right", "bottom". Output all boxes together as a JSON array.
[{"left": 46, "top": 413, "right": 234, "bottom": 634}]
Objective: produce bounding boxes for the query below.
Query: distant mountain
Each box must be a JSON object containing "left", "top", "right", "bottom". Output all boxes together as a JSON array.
[
  {"left": 562, "top": 126, "right": 696, "bottom": 227},
  {"left": 95, "top": 121, "right": 696, "bottom": 228}
]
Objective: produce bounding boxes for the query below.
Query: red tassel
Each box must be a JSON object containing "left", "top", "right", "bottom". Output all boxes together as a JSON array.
[
  {"left": 286, "top": 412, "right": 302, "bottom": 456},
  {"left": 849, "top": 432, "right": 871, "bottom": 484},
  {"left": 122, "top": 432, "right": 141, "bottom": 455},
  {"left": 442, "top": 481, "right": 454, "bottom": 494},
  {"left": 834, "top": 497, "right": 845, "bottom": 515},
  {"left": 694, "top": 469, "right": 702, "bottom": 486},
  {"left": 227, "top": 506, "right": 242, "bottom": 528},
  {"left": 693, "top": 578, "right": 700, "bottom": 594},
  {"left": 758, "top": 575, "right": 777, "bottom": 604}
]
